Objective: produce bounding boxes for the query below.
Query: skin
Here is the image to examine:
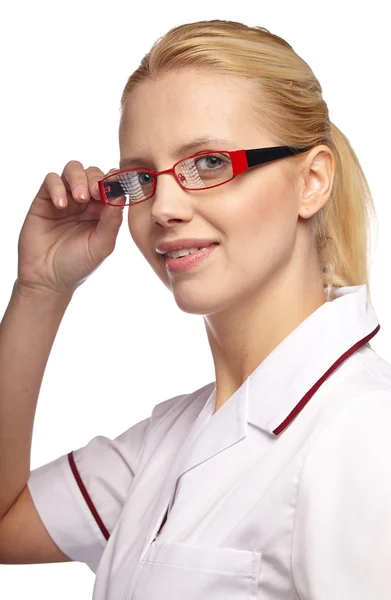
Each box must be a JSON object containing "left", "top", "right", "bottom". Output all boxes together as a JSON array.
[{"left": 119, "top": 69, "right": 335, "bottom": 413}]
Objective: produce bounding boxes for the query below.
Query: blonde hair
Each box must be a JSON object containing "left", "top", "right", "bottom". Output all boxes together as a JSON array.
[{"left": 120, "top": 19, "right": 378, "bottom": 302}]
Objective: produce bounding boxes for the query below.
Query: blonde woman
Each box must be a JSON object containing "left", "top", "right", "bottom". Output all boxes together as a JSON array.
[{"left": 1, "top": 19, "right": 389, "bottom": 600}]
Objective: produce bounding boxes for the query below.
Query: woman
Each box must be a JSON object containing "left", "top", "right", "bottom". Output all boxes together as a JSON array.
[{"left": 1, "top": 18, "right": 390, "bottom": 600}]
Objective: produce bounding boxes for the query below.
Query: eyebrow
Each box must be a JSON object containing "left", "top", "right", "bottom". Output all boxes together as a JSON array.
[{"left": 119, "top": 136, "right": 235, "bottom": 170}]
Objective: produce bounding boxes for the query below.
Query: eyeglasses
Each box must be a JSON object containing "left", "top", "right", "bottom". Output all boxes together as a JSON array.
[{"left": 98, "top": 145, "right": 313, "bottom": 207}]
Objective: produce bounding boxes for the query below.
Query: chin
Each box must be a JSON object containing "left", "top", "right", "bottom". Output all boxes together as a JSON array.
[{"left": 170, "top": 285, "right": 233, "bottom": 316}]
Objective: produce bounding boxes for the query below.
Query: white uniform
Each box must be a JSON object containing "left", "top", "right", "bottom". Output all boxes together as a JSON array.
[{"left": 27, "top": 284, "right": 391, "bottom": 599}]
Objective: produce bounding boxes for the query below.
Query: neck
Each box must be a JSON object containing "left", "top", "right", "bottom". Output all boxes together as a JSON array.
[{"left": 204, "top": 266, "right": 327, "bottom": 414}]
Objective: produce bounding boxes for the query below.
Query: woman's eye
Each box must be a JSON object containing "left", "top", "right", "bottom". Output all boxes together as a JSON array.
[
  {"left": 195, "top": 154, "right": 225, "bottom": 169},
  {"left": 138, "top": 172, "right": 153, "bottom": 185}
]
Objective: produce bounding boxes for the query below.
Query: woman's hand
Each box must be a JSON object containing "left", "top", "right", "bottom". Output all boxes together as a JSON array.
[{"left": 16, "top": 161, "right": 124, "bottom": 297}]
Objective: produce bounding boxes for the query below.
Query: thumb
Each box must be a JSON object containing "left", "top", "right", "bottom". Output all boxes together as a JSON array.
[{"left": 91, "top": 203, "right": 125, "bottom": 255}]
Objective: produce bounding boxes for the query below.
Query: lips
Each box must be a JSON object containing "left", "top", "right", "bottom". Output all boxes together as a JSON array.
[
  {"left": 164, "top": 243, "right": 219, "bottom": 273},
  {"left": 166, "top": 243, "right": 217, "bottom": 257},
  {"left": 170, "top": 243, "right": 218, "bottom": 257},
  {"left": 156, "top": 239, "right": 219, "bottom": 255}
]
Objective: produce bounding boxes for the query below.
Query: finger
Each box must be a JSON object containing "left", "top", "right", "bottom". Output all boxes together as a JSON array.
[
  {"left": 39, "top": 172, "right": 68, "bottom": 209},
  {"left": 85, "top": 166, "right": 107, "bottom": 202},
  {"left": 61, "top": 160, "right": 90, "bottom": 205}
]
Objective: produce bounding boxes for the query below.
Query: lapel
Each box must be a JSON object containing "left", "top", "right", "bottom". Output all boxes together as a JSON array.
[
  {"left": 137, "top": 384, "right": 217, "bottom": 559},
  {"left": 169, "top": 384, "right": 247, "bottom": 490}
]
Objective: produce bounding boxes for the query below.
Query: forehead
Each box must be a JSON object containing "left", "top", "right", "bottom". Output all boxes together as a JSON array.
[{"left": 119, "top": 70, "right": 262, "bottom": 159}]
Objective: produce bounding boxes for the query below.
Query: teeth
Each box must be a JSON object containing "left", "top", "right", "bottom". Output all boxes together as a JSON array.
[{"left": 166, "top": 247, "right": 200, "bottom": 258}]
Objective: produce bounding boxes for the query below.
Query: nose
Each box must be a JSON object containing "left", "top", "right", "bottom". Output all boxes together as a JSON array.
[{"left": 150, "top": 170, "right": 194, "bottom": 226}]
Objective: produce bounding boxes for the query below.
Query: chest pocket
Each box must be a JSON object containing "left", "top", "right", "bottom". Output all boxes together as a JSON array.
[{"left": 129, "top": 540, "right": 262, "bottom": 599}]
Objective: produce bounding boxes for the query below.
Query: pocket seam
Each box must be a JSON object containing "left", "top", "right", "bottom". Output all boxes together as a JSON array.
[{"left": 142, "top": 558, "right": 256, "bottom": 577}]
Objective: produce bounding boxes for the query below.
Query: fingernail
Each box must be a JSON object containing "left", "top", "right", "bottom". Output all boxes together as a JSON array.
[{"left": 77, "top": 186, "right": 88, "bottom": 200}]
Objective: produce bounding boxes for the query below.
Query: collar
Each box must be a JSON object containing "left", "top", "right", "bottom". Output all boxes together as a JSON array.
[{"left": 245, "top": 284, "right": 380, "bottom": 436}]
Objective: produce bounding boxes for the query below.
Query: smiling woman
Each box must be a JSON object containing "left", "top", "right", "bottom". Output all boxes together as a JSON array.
[{"left": 2, "top": 16, "right": 390, "bottom": 600}]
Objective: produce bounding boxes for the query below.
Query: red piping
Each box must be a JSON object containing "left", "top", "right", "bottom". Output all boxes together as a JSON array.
[
  {"left": 273, "top": 324, "right": 381, "bottom": 436},
  {"left": 67, "top": 451, "right": 110, "bottom": 541}
]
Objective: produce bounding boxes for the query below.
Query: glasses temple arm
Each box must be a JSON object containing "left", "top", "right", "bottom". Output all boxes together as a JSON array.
[{"left": 245, "top": 146, "right": 312, "bottom": 168}]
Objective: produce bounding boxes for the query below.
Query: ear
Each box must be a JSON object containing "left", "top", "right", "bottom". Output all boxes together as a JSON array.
[{"left": 297, "top": 144, "right": 335, "bottom": 219}]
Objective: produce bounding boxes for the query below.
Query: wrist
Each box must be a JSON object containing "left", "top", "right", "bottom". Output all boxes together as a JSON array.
[{"left": 13, "top": 279, "right": 74, "bottom": 305}]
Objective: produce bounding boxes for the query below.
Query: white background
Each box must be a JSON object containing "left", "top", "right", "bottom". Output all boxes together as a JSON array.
[{"left": 0, "top": 1, "right": 390, "bottom": 597}]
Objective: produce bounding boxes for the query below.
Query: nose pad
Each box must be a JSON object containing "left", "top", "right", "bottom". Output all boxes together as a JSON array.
[{"left": 178, "top": 173, "right": 187, "bottom": 183}]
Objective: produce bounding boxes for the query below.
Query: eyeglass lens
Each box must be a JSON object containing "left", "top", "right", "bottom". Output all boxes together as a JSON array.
[{"left": 103, "top": 152, "right": 233, "bottom": 206}]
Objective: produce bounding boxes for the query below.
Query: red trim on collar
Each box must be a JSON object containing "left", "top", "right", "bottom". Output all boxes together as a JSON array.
[
  {"left": 272, "top": 324, "right": 381, "bottom": 436},
  {"left": 68, "top": 451, "right": 110, "bottom": 541}
]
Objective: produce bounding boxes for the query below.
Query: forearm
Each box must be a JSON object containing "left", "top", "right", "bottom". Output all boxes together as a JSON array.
[{"left": 0, "top": 280, "right": 73, "bottom": 521}]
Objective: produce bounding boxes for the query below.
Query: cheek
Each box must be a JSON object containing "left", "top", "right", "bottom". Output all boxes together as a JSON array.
[
  {"left": 232, "top": 187, "right": 287, "bottom": 240},
  {"left": 222, "top": 177, "right": 297, "bottom": 267}
]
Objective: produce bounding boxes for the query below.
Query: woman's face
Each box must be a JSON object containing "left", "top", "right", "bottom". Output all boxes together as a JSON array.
[{"left": 119, "top": 69, "right": 305, "bottom": 316}]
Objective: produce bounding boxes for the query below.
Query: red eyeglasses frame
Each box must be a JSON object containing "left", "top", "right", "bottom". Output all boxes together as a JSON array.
[{"left": 98, "top": 145, "right": 313, "bottom": 207}]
